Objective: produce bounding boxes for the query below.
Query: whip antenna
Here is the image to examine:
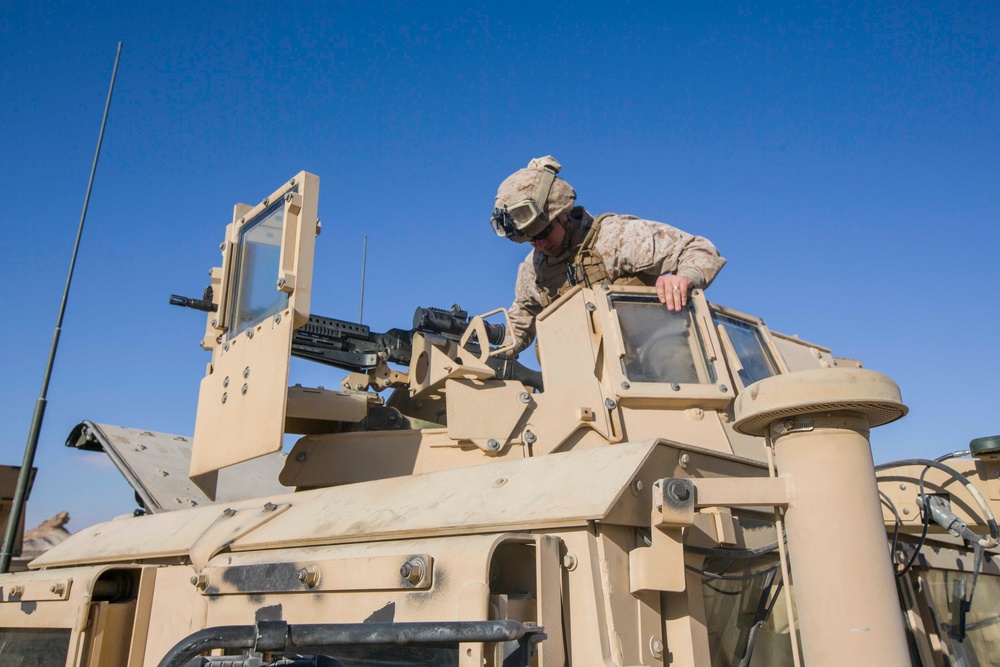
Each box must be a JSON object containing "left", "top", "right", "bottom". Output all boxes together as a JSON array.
[{"left": 1, "top": 42, "right": 123, "bottom": 573}]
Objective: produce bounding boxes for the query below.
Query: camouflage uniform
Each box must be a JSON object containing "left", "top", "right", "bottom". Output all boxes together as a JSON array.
[{"left": 505, "top": 206, "right": 725, "bottom": 354}]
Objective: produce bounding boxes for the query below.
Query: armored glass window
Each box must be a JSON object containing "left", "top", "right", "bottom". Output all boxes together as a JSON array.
[
  {"left": 0, "top": 628, "right": 71, "bottom": 666},
  {"left": 227, "top": 198, "right": 289, "bottom": 338},
  {"left": 713, "top": 313, "right": 778, "bottom": 387},
  {"left": 611, "top": 295, "right": 715, "bottom": 384}
]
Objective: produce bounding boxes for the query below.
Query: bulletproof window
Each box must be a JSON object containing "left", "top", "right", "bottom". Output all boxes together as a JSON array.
[
  {"left": 0, "top": 628, "right": 72, "bottom": 667},
  {"left": 611, "top": 295, "right": 716, "bottom": 384},
  {"left": 713, "top": 312, "right": 779, "bottom": 387},
  {"left": 227, "top": 197, "right": 290, "bottom": 339}
]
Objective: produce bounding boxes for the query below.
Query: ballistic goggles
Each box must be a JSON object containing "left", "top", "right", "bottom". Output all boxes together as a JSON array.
[{"left": 490, "top": 167, "right": 557, "bottom": 242}]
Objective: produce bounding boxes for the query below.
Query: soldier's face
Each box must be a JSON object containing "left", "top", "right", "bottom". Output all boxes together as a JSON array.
[{"left": 530, "top": 219, "right": 566, "bottom": 255}]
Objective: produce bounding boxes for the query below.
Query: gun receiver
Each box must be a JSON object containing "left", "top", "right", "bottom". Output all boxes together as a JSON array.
[{"left": 291, "top": 304, "right": 508, "bottom": 373}]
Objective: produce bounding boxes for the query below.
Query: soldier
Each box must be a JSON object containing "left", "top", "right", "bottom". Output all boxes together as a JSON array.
[{"left": 491, "top": 156, "right": 726, "bottom": 355}]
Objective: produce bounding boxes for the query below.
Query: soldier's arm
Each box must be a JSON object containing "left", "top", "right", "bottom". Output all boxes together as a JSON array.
[{"left": 504, "top": 259, "right": 543, "bottom": 355}]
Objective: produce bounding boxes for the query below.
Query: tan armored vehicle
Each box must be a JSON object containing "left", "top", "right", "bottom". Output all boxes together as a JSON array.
[{"left": 2, "top": 172, "right": 998, "bottom": 667}]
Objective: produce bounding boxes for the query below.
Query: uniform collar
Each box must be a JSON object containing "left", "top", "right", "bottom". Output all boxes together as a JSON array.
[{"left": 534, "top": 207, "right": 593, "bottom": 266}]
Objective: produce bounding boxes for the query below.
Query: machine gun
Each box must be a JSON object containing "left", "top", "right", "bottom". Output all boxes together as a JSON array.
[{"left": 170, "top": 296, "right": 542, "bottom": 390}]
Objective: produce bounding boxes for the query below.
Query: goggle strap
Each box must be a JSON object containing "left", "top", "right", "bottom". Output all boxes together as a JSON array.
[{"left": 535, "top": 168, "right": 556, "bottom": 219}]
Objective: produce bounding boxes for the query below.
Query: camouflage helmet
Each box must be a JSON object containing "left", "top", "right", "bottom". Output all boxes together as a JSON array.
[{"left": 491, "top": 156, "right": 577, "bottom": 243}]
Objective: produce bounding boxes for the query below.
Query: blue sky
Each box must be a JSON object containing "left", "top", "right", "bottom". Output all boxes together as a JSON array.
[{"left": 1, "top": 1, "right": 997, "bottom": 531}]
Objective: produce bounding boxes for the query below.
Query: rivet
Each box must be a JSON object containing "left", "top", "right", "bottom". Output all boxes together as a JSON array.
[
  {"left": 221, "top": 392, "right": 228, "bottom": 404},
  {"left": 246, "top": 328, "right": 254, "bottom": 339},
  {"left": 523, "top": 430, "right": 537, "bottom": 445},
  {"left": 902, "top": 507, "right": 911, "bottom": 516},
  {"left": 492, "top": 477, "right": 508, "bottom": 488},
  {"left": 621, "top": 381, "right": 631, "bottom": 390},
  {"left": 274, "top": 313, "right": 281, "bottom": 324},
  {"left": 223, "top": 376, "right": 230, "bottom": 388},
  {"left": 486, "top": 438, "right": 501, "bottom": 451},
  {"left": 720, "top": 384, "right": 728, "bottom": 393},
  {"left": 631, "top": 479, "right": 644, "bottom": 495},
  {"left": 222, "top": 508, "right": 236, "bottom": 518},
  {"left": 899, "top": 483, "right": 907, "bottom": 490},
  {"left": 296, "top": 452, "right": 308, "bottom": 462},
  {"left": 277, "top": 278, "right": 286, "bottom": 289},
  {"left": 518, "top": 392, "right": 531, "bottom": 404},
  {"left": 243, "top": 367, "right": 250, "bottom": 379},
  {"left": 223, "top": 342, "right": 230, "bottom": 351},
  {"left": 600, "top": 284, "right": 610, "bottom": 291},
  {"left": 284, "top": 192, "right": 293, "bottom": 202},
  {"left": 679, "top": 452, "right": 690, "bottom": 468},
  {"left": 650, "top": 637, "right": 664, "bottom": 659},
  {"left": 211, "top": 318, "right": 218, "bottom": 327},
  {"left": 241, "top": 383, "right": 248, "bottom": 395},
  {"left": 219, "top": 242, "right": 225, "bottom": 250},
  {"left": 671, "top": 382, "right": 680, "bottom": 391},
  {"left": 585, "top": 302, "right": 596, "bottom": 312},
  {"left": 604, "top": 398, "right": 617, "bottom": 410}
]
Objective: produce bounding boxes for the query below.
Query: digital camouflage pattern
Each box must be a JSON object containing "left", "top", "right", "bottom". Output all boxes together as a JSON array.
[{"left": 505, "top": 207, "right": 726, "bottom": 353}]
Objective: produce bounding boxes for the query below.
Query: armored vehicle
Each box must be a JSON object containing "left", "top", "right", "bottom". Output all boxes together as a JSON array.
[{"left": 2, "top": 172, "right": 998, "bottom": 667}]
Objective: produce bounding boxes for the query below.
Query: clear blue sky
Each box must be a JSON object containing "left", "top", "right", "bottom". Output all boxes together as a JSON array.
[{"left": 1, "top": 1, "right": 997, "bottom": 531}]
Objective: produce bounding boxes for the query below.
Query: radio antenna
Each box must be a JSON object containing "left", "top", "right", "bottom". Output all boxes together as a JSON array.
[
  {"left": 1, "top": 42, "right": 123, "bottom": 573},
  {"left": 359, "top": 235, "right": 367, "bottom": 323}
]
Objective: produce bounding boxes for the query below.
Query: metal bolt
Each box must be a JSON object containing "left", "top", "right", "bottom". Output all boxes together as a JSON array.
[
  {"left": 241, "top": 383, "right": 248, "bottom": 395},
  {"left": 902, "top": 507, "right": 911, "bottom": 516},
  {"left": 284, "top": 192, "right": 293, "bottom": 202},
  {"left": 486, "top": 438, "right": 501, "bottom": 451},
  {"left": 222, "top": 508, "right": 237, "bottom": 518},
  {"left": 585, "top": 302, "right": 596, "bottom": 312},
  {"left": 899, "top": 483, "right": 907, "bottom": 490},
  {"left": 221, "top": 392, "right": 228, "bottom": 404},
  {"left": 243, "top": 367, "right": 250, "bottom": 379},
  {"left": 263, "top": 502, "right": 278, "bottom": 512},
  {"left": 277, "top": 278, "right": 286, "bottom": 289},
  {"left": 621, "top": 381, "right": 631, "bottom": 390},
  {"left": 720, "top": 384, "right": 728, "bottom": 393},
  {"left": 493, "top": 477, "right": 508, "bottom": 488},
  {"left": 665, "top": 479, "right": 690, "bottom": 502},
  {"left": 262, "top": 197, "right": 270, "bottom": 206},
  {"left": 223, "top": 342, "right": 230, "bottom": 351},
  {"left": 781, "top": 419, "right": 795, "bottom": 431},
  {"left": 295, "top": 452, "right": 308, "bottom": 462},
  {"left": 631, "top": 479, "right": 644, "bottom": 495},
  {"left": 679, "top": 452, "right": 690, "bottom": 468},
  {"left": 274, "top": 313, "right": 281, "bottom": 324},
  {"left": 211, "top": 318, "right": 218, "bottom": 327},
  {"left": 523, "top": 430, "right": 537, "bottom": 445},
  {"left": 400, "top": 557, "right": 427, "bottom": 585},
  {"left": 223, "top": 376, "right": 230, "bottom": 388},
  {"left": 219, "top": 242, "right": 226, "bottom": 250},
  {"left": 289, "top": 178, "right": 296, "bottom": 186},
  {"left": 604, "top": 398, "right": 617, "bottom": 410},
  {"left": 518, "top": 392, "right": 531, "bottom": 404},
  {"left": 190, "top": 573, "right": 208, "bottom": 590},
  {"left": 650, "top": 637, "right": 664, "bottom": 659},
  {"left": 671, "top": 382, "right": 680, "bottom": 391},
  {"left": 246, "top": 328, "right": 254, "bottom": 339},
  {"left": 601, "top": 284, "right": 610, "bottom": 291},
  {"left": 562, "top": 553, "right": 578, "bottom": 570},
  {"left": 297, "top": 566, "right": 320, "bottom": 588}
]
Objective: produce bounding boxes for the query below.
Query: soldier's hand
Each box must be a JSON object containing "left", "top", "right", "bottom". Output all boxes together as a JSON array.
[{"left": 655, "top": 274, "right": 692, "bottom": 312}]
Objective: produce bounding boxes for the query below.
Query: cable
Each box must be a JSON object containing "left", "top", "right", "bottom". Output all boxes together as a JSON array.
[
  {"left": 686, "top": 541, "right": 780, "bottom": 560},
  {"left": 935, "top": 450, "right": 971, "bottom": 463},
  {"left": 875, "top": 458, "right": 999, "bottom": 548},
  {"left": 686, "top": 563, "right": 781, "bottom": 582}
]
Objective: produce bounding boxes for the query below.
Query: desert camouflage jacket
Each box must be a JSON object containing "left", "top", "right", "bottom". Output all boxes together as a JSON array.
[{"left": 504, "top": 207, "right": 725, "bottom": 354}]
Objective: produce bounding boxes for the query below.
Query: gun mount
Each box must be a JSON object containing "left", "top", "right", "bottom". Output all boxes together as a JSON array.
[{"left": 4, "top": 172, "right": 1000, "bottom": 667}]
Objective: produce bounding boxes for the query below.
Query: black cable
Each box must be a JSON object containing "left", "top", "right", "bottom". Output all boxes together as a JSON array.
[
  {"left": 935, "top": 450, "right": 971, "bottom": 463},
  {"left": 686, "top": 563, "right": 781, "bottom": 582},
  {"left": 686, "top": 541, "right": 780, "bottom": 560},
  {"left": 879, "top": 490, "right": 903, "bottom": 574}
]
